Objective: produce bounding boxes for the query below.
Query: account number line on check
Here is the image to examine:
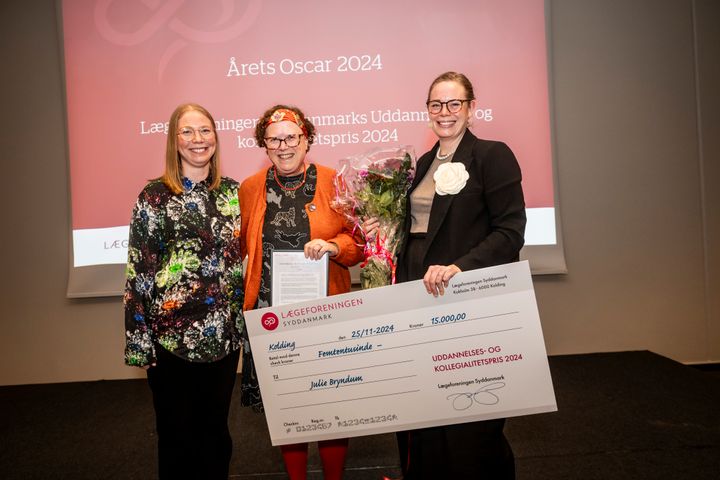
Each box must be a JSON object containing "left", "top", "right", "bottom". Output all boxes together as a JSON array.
[
  {"left": 272, "top": 311, "right": 520, "bottom": 352},
  {"left": 274, "top": 326, "right": 523, "bottom": 367}
]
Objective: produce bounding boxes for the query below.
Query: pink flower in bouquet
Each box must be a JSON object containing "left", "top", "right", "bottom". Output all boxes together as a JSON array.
[{"left": 333, "top": 146, "right": 416, "bottom": 288}]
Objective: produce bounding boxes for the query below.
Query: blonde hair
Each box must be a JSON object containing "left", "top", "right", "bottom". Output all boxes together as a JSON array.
[
  {"left": 426, "top": 71, "right": 476, "bottom": 103},
  {"left": 160, "top": 103, "right": 221, "bottom": 194}
]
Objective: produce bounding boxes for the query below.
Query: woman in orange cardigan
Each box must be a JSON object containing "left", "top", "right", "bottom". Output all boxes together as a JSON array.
[{"left": 238, "top": 105, "right": 363, "bottom": 480}]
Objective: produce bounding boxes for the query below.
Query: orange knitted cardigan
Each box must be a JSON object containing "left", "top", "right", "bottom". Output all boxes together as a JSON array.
[{"left": 238, "top": 164, "right": 363, "bottom": 312}]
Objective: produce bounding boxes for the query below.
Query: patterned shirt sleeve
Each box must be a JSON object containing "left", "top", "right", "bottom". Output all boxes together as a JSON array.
[{"left": 123, "top": 187, "right": 163, "bottom": 366}]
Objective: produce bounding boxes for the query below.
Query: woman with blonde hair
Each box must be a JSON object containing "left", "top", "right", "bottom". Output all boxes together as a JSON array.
[
  {"left": 374, "top": 71, "right": 526, "bottom": 478},
  {"left": 124, "top": 103, "right": 244, "bottom": 479}
]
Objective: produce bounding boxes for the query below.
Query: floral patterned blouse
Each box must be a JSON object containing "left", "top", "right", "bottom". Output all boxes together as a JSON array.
[{"left": 124, "top": 176, "right": 244, "bottom": 366}]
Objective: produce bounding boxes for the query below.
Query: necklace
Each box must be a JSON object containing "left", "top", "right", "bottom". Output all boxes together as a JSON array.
[
  {"left": 436, "top": 150, "right": 453, "bottom": 160},
  {"left": 273, "top": 163, "right": 307, "bottom": 192}
]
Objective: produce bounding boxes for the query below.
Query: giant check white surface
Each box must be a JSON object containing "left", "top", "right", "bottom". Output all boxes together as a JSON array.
[{"left": 245, "top": 261, "right": 556, "bottom": 445}]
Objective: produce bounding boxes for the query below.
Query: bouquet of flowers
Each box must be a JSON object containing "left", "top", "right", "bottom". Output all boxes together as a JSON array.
[{"left": 333, "top": 146, "right": 416, "bottom": 289}]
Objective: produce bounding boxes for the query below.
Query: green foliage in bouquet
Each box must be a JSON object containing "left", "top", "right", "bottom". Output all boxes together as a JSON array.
[
  {"left": 354, "top": 153, "right": 414, "bottom": 223},
  {"left": 359, "top": 257, "right": 391, "bottom": 290},
  {"left": 333, "top": 147, "right": 416, "bottom": 289}
]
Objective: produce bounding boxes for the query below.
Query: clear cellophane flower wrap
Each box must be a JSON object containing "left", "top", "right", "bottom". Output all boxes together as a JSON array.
[{"left": 333, "top": 146, "right": 416, "bottom": 289}]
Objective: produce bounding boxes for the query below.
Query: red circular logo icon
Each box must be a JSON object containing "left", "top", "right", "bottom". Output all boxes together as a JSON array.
[{"left": 261, "top": 312, "right": 279, "bottom": 331}]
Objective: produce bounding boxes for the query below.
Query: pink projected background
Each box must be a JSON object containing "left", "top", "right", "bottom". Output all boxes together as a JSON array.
[{"left": 62, "top": 0, "right": 554, "bottom": 266}]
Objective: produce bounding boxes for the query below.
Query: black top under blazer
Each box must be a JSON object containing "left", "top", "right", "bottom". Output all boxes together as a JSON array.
[{"left": 396, "top": 129, "right": 526, "bottom": 281}]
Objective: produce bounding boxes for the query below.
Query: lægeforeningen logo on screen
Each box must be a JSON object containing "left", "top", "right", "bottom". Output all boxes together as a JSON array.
[{"left": 262, "top": 312, "right": 279, "bottom": 331}]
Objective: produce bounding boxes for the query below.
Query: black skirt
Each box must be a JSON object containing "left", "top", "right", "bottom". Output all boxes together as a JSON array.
[
  {"left": 401, "top": 233, "right": 430, "bottom": 282},
  {"left": 396, "top": 234, "right": 515, "bottom": 479}
]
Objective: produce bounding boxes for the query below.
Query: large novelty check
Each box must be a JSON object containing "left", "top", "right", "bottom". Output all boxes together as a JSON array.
[{"left": 245, "top": 260, "right": 556, "bottom": 445}]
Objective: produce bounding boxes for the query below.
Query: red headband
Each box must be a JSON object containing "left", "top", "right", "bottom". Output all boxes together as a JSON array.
[{"left": 266, "top": 108, "right": 308, "bottom": 136}]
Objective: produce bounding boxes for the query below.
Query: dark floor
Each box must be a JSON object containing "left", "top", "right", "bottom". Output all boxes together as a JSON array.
[{"left": 1, "top": 351, "right": 718, "bottom": 479}]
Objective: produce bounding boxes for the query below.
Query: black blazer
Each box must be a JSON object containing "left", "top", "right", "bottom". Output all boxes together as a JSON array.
[{"left": 396, "top": 129, "right": 526, "bottom": 281}]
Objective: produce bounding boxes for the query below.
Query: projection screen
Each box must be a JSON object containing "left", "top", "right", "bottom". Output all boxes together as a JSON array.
[{"left": 61, "top": 0, "right": 565, "bottom": 297}]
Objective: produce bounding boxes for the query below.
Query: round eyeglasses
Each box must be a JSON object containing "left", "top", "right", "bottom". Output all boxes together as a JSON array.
[
  {"left": 264, "top": 133, "right": 304, "bottom": 150},
  {"left": 426, "top": 99, "right": 471, "bottom": 114},
  {"left": 177, "top": 127, "right": 215, "bottom": 141}
]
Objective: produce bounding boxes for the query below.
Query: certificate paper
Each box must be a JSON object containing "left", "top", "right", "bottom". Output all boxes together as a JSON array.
[
  {"left": 271, "top": 250, "right": 328, "bottom": 306},
  {"left": 245, "top": 261, "right": 557, "bottom": 445}
]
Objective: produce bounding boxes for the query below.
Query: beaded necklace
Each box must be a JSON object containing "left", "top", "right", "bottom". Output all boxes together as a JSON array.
[
  {"left": 436, "top": 150, "right": 453, "bottom": 160},
  {"left": 273, "top": 163, "right": 307, "bottom": 192}
]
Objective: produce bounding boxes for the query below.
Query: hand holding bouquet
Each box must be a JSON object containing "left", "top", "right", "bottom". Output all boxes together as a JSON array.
[{"left": 333, "top": 146, "right": 416, "bottom": 289}]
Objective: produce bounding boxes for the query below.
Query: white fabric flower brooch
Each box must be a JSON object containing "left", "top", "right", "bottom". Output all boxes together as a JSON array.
[{"left": 433, "top": 162, "right": 469, "bottom": 195}]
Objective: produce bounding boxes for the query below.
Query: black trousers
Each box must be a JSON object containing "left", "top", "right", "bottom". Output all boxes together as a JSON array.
[
  {"left": 147, "top": 346, "right": 240, "bottom": 480},
  {"left": 396, "top": 234, "right": 515, "bottom": 479}
]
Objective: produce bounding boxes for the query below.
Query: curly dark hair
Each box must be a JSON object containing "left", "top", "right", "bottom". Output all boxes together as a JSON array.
[{"left": 254, "top": 104, "right": 316, "bottom": 151}]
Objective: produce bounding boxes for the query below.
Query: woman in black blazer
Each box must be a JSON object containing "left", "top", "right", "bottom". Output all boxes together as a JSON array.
[{"left": 394, "top": 71, "right": 526, "bottom": 479}]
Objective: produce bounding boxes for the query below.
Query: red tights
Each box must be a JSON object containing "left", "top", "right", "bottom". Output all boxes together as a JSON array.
[{"left": 280, "top": 438, "right": 349, "bottom": 480}]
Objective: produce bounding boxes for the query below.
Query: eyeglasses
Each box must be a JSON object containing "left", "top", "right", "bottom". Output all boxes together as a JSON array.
[
  {"left": 264, "top": 133, "right": 304, "bottom": 150},
  {"left": 177, "top": 127, "right": 215, "bottom": 141},
  {"left": 426, "top": 99, "right": 471, "bottom": 114}
]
